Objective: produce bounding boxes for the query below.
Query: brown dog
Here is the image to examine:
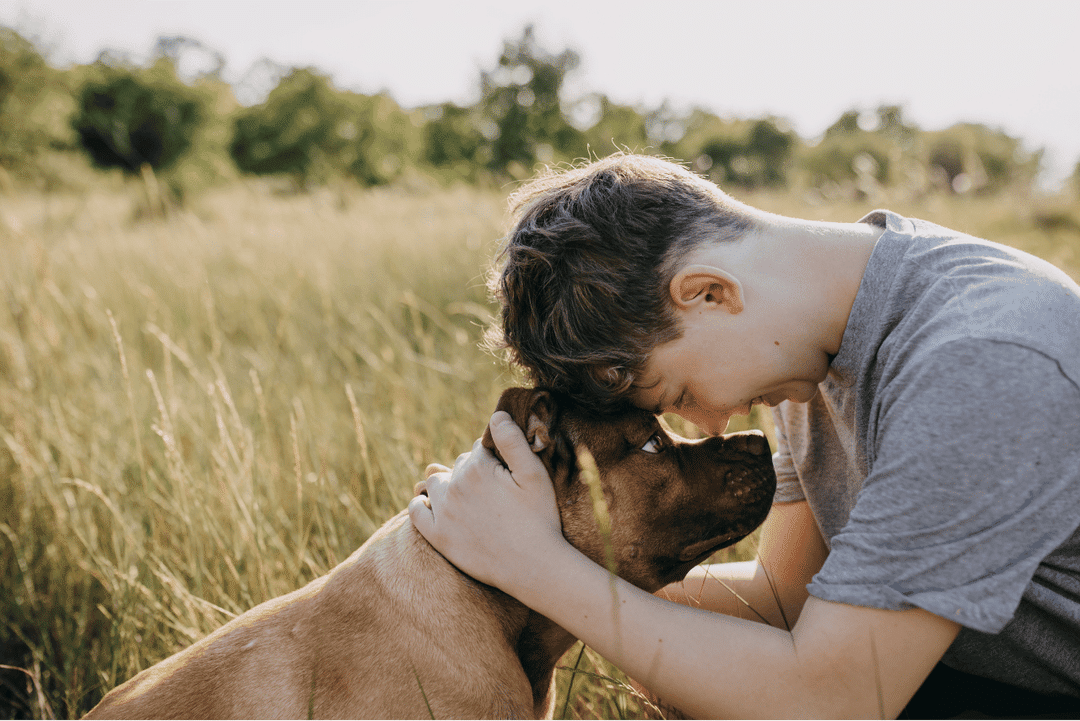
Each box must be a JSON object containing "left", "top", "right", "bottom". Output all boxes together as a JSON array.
[{"left": 85, "top": 387, "right": 775, "bottom": 719}]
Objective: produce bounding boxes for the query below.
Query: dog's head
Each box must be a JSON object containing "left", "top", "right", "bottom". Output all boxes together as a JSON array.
[{"left": 482, "top": 387, "right": 776, "bottom": 592}]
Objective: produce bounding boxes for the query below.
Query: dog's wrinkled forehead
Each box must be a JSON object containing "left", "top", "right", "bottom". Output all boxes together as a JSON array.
[
  {"left": 563, "top": 406, "right": 659, "bottom": 446},
  {"left": 484, "top": 387, "right": 663, "bottom": 472}
]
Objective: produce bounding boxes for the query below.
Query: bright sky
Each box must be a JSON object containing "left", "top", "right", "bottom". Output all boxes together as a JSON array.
[{"left": 5, "top": 0, "right": 1080, "bottom": 187}]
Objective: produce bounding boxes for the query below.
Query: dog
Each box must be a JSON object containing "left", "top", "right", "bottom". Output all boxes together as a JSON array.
[{"left": 85, "top": 386, "right": 776, "bottom": 719}]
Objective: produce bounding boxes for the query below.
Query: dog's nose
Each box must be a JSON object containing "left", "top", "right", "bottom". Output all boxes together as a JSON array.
[{"left": 726, "top": 431, "right": 770, "bottom": 456}]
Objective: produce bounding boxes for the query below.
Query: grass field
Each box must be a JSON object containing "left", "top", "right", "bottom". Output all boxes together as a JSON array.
[{"left": 1, "top": 171, "right": 1078, "bottom": 718}]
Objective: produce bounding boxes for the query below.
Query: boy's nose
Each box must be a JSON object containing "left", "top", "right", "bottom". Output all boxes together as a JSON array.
[{"left": 698, "top": 414, "right": 732, "bottom": 437}]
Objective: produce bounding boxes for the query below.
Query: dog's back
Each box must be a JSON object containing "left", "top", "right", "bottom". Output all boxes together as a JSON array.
[{"left": 86, "top": 511, "right": 537, "bottom": 719}]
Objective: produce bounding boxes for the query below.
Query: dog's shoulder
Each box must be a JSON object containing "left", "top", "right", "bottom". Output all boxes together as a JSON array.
[
  {"left": 309, "top": 511, "right": 538, "bottom": 718},
  {"left": 321, "top": 510, "right": 527, "bottom": 631}
]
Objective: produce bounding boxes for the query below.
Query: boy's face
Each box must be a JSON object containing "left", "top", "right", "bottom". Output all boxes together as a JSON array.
[{"left": 630, "top": 298, "right": 826, "bottom": 434}]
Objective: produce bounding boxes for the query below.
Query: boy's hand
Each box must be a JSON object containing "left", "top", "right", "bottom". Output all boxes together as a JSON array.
[{"left": 409, "top": 411, "right": 564, "bottom": 594}]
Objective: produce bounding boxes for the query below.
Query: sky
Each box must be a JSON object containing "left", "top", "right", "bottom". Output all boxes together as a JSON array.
[{"left": 5, "top": 0, "right": 1080, "bottom": 188}]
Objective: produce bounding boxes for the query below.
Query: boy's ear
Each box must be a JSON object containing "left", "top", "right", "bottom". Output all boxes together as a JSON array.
[{"left": 668, "top": 264, "right": 744, "bottom": 314}]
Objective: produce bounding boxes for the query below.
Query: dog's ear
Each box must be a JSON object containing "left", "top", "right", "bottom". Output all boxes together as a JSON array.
[{"left": 482, "top": 387, "right": 557, "bottom": 461}]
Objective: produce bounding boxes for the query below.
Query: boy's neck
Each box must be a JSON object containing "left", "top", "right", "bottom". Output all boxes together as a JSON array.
[{"left": 724, "top": 213, "right": 884, "bottom": 357}]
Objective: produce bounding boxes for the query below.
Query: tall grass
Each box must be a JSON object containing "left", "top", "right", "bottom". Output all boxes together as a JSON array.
[
  {"left": 0, "top": 178, "right": 514, "bottom": 717},
  {"left": 0, "top": 176, "right": 1077, "bottom": 718}
]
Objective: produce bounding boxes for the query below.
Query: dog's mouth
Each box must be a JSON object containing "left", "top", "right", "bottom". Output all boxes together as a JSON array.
[
  {"left": 677, "top": 529, "right": 752, "bottom": 564},
  {"left": 656, "top": 528, "right": 759, "bottom": 586}
]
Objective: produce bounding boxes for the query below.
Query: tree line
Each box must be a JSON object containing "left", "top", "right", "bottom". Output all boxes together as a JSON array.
[{"left": 1, "top": 25, "right": 1067, "bottom": 200}]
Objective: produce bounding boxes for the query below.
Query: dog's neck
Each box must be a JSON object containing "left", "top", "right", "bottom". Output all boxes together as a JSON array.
[
  {"left": 515, "top": 608, "right": 578, "bottom": 714},
  {"left": 406, "top": 521, "right": 576, "bottom": 714}
]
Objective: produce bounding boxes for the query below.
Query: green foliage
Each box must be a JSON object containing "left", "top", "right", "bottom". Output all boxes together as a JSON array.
[
  {"left": 422, "top": 102, "right": 488, "bottom": 181},
  {"left": 698, "top": 121, "right": 789, "bottom": 189},
  {"left": 339, "top": 93, "right": 422, "bottom": 186},
  {"left": 230, "top": 68, "right": 418, "bottom": 187},
  {"left": 796, "top": 107, "right": 1043, "bottom": 198},
  {"left": 71, "top": 58, "right": 206, "bottom": 174},
  {"left": 479, "top": 25, "right": 584, "bottom": 177},
  {"left": 578, "top": 96, "right": 652, "bottom": 156},
  {"left": 0, "top": 27, "right": 73, "bottom": 177},
  {"left": 922, "top": 122, "right": 1041, "bottom": 194},
  {"left": 0, "top": 26, "right": 1056, "bottom": 198},
  {"left": 0, "top": 28, "right": 48, "bottom": 161},
  {"left": 799, "top": 105, "right": 917, "bottom": 191},
  {"left": 660, "top": 109, "right": 796, "bottom": 190},
  {"left": 229, "top": 67, "right": 346, "bottom": 182}
]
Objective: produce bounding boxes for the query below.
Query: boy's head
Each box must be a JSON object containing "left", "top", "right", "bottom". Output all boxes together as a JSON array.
[{"left": 485, "top": 153, "right": 758, "bottom": 414}]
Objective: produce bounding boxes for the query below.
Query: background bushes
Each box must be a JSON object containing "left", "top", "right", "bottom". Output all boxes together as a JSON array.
[
  {"left": 72, "top": 60, "right": 205, "bottom": 174},
  {"left": 0, "top": 24, "right": 1065, "bottom": 200}
]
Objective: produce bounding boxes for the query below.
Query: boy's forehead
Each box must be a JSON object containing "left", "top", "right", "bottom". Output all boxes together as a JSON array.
[{"left": 628, "top": 370, "right": 666, "bottom": 413}]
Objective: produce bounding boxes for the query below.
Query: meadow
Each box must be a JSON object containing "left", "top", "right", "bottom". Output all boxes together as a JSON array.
[{"left": 1, "top": 169, "right": 1078, "bottom": 718}]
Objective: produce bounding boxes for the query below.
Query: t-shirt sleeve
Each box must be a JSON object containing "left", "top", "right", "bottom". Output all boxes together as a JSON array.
[
  {"left": 770, "top": 409, "right": 807, "bottom": 503},
  {"left": 807, "top": 339, "right": 1080, "bottom": 633}
]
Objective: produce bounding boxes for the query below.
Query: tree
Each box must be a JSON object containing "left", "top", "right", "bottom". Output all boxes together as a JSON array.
[
  {"left": 230, "top": 67, "right": 418, "bottom": 187},
  {"left": 152, "top": 36, "right": 225, "bottom": 82},
  {"left": 338, "top": 92, "right": 421, "bottom": 187},
  {"left": 578, "top": 96, "right": 651, "bottom": 156},
  {"left": 923, "top": 123, "right": 1040, "bottom": 194},
  {"left": 800, "top": 106, "right": 910, "bottom": 190},
  {"left": 663, "top": 109, "right": 795, "bottom": 190},
  {"left": 0, "top": 27, "right": 60, "bottom": 173},
  {"left": 71, "top": 56, "right": 205, "bottom": 174},
  {"left": 229, "top": 67, "right": 347, "bottom": 183},
  {"left": 478, "top": 25, "right": 583, "bottom": 176},
  {"left": 422, "top": 102, "right": 487, "bottom": 181}
]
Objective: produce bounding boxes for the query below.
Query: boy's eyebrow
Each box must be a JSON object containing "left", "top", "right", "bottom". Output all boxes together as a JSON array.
[{"left": 649, "top": 388, "right": 684, "bottom": 416}]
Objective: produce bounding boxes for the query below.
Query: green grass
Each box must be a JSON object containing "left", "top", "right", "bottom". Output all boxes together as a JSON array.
[{"left": 0, "top": 175, "right": 1077, "bottom": 718}]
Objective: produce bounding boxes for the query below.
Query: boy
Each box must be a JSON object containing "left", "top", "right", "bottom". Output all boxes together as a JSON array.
[{"left": 410, "top": 154, "right": 1080, "bottom": 717}]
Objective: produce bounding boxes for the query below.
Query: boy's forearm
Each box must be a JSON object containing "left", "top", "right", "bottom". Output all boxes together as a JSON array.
[
  {"left": 518, "top": 541, "right": 801, "bottom": 718},
  {"left": 658, "top": 502, "right": 825, "bottom": 630},
  {"left": 515, "top": 538, "right": 957, "bottom": 719},
  {"left": 658, "top": 560, "right": 799, "bottom": 629}
]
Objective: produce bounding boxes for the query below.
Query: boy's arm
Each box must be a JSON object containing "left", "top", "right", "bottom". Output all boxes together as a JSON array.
[
  {"left": 410, "top": 413, "right": 961, "bottom": 717},
  {"left": 659, "top": 500, "right": 829, "bottom": 629},
  {"left": 521, "top": 532, "right": 959, "bottom": 718}
]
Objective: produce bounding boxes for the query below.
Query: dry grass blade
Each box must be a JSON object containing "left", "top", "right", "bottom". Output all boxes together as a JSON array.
[
  {"left": 410, "top": 664, "right": 435, "bottom": 720},
  {"left": 107, "top": 309, "right": 147, "bottom": 493},
  {"left": 576, "top": 445, "right": 624, "bottom": 666},
  {"left": 559, "top": 643, "right": 588, "bottom": 719},
  {"left": 0, "top": 664, "right": 54, "bottom": 720}
]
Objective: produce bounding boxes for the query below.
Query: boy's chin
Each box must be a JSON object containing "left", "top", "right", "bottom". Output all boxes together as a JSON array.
[{"left": 776, "top": 383, "right": 820, "bottom": 405}]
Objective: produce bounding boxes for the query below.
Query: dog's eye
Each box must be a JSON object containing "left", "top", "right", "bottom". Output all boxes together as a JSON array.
[{"left": 640, "top": 434, "right": 663, "bottom": 454}]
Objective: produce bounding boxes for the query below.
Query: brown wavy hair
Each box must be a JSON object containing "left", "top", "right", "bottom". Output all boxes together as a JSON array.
[{"left": 484, "top": 153, "right": 757, "bottom": 413}]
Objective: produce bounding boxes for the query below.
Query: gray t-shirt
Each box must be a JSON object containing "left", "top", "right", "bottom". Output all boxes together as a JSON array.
[{"left": 771, "top": 210, "right": 1080, "bottom": 697}]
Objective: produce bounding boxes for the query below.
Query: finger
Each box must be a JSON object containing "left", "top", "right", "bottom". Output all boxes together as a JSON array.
[
  {"left": 423, "top": 462, "right": 450, "bottom": 479},
  {"left": 487, "top": 411, "right": 542, "bottom": 485},
  {"left": 417, "top": 466, "right": 454, "bottom": 502},
  {"left": 407, "top": 493, "right": 433, "bottom": 535}
]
